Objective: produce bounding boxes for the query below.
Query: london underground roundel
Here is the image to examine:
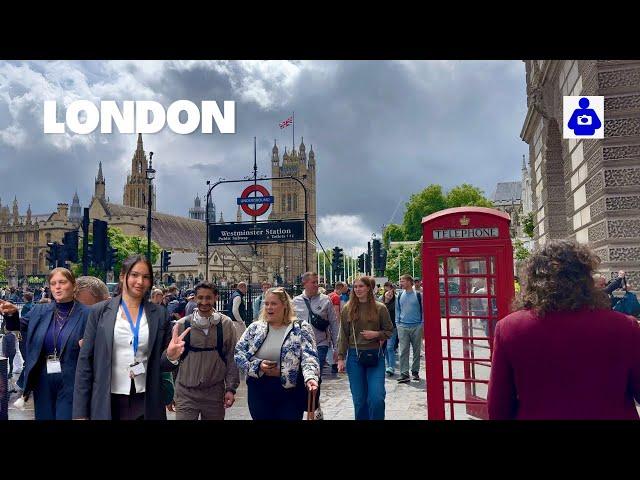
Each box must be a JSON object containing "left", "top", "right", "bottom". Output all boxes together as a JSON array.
[{"left": 238, "top": 184, "right": 273, "bottom": 217}]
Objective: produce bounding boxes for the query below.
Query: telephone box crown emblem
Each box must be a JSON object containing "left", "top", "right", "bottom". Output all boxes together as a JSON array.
[{"left": 460, "top": 215, "right": 470, "bottom": 226}]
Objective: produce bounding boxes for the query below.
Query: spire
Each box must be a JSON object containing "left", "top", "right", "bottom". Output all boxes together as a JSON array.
[
  {"left": 73, "top": 191, "right": 79, "bottom": 202},
  {"left": 12, "top": 196, "right": 19, "bottom": 224},
  {"left": 26, "top": 204, "right": 32, "bottom": 224},
  {"left": 521, "top": 154, "right": 527, "bottom": 171},
  {"left": 194, "top": 194, "right": 201, "bottom": 208},
  {"left": 219, "top": 211, "right": 224, "bottom": 223},
  {"left": 137, "top": 133, "right": 144, "bottom": 150},
  {"left": 236, "top": 204, "right": 242, "bottom": 222},
  {"left": 308, "top": 144, "right": 315, "bottom": 166},
  {"left": 97, "top": 161, "right": 104, "bottom": 182},
  {"left": 299, "top": 137, "right": 306, "bottom": 164}
]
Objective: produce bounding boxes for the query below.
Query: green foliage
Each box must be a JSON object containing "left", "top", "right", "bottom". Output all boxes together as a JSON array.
[
  {"left": 0, "top": 257, "right": 6, "bottom": 281},
  {"left": 71, "top": 227, "right": 161, "bottom": 280},
  {"left": 522, "top": 211, "right": 535, "bottom": 238},
  {"left": 382, "top": 224, "right": 405, "bottom": 249},
  {"left": 446, "top": 184, "right": 494, "bottom": 209},
  {"left": 384, "top": 243, "right": 421, "bottom": 282},
  {"left": 513, "top": 239, "right": 531, "bottom": 261},
  {"left": 401, "top": 183, "right": 493, "bottom": 241},
  {"left": 403, "top": 185, "right": 447, "bottom": 240}
]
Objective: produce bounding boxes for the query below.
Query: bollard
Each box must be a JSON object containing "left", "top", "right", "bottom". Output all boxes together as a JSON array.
[{"left": 0, "top": 357, "right": 7, "bottom": 421}]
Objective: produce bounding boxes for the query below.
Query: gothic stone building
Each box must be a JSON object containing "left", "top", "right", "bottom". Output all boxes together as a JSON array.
[{"left": 521, "top": 60, "right": 640, "bottom": 287}]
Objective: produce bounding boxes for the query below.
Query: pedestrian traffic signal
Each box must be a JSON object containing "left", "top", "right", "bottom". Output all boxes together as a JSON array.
[
  {"left": 93, "top": 219, "right": 108, "bottom": 264},
  {"left": 63, "top": 230, "right": 79, "bottom": 263}
]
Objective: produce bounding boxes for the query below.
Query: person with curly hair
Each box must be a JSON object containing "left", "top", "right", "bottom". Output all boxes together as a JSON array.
[{"left": 488, "top": 240, "right": 640, "bottom": 420}]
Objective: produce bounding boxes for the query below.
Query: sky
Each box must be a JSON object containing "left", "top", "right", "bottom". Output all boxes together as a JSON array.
[{"left": 0, "top": 60, "right": 528, "bottom": 257}]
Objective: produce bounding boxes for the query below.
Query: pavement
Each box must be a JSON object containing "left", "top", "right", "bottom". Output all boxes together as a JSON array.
[{"left": 7, "top": 348, "right": 429, "bottom": 420}]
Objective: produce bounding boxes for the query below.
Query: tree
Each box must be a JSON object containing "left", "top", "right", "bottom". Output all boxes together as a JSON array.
[
  {"left": 384, "top": 243, "right": 422, "bottom": 282},
  {"left": 446, "top": 184, "right": 494, "bottom": 209},
  {"left": 402, "top": 183, "right": 493, "bottom": 241},
  {"left": 71, "top": 227, "right": 161, "bottom": 280},
  {"left": 403, "top": 185, "right": 447, "bottom": 240},
  {"left": 513, "top": 239, "right": 531, "bottom": 261},
  {"left": 522, "top": 211, "right": 535, "bottom": 238},
  {"left": 0, "top": 257, "right": 7, "bottom": 281},
  {"left": 382, "top": 223, "right": 405, "bottom": 248}
]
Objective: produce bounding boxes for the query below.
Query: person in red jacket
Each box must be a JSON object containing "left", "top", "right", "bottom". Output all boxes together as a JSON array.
[{"left": 488, "top": 240, "right": 640, "bottom": 420}]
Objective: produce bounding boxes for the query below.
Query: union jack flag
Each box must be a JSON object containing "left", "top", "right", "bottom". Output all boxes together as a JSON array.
[{"left": 279, "top": 116, "right": 293, "bottom": 129}]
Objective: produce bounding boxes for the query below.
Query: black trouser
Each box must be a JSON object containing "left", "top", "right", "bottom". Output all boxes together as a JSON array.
[
  {"left": 247, "top": 376, "right": 303, "bottom": 420},
  {"left": 111, "top": 393, "right": 145, "bottom": 420}
]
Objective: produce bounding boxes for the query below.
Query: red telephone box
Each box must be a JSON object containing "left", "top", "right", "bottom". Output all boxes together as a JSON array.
[{"left": 422, "top": 207, "right": 515, "bottom": 420}]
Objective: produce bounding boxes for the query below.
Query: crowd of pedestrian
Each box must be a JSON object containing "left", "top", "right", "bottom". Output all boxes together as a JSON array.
[{"left": 1, "top": 240, "right": 639, "bottom": 421}]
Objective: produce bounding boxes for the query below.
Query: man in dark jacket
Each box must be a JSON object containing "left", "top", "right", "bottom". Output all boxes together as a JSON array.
[{"left": 596, "top": 270, "right": 628, "bottom": 308}]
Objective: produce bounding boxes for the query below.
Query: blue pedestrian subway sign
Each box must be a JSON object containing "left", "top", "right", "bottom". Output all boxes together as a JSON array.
[{"left": 563, "top": 96, "right": 604, "bottom": 139}]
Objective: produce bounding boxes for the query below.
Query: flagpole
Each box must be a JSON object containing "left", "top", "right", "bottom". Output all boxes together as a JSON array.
[{"left": 292, "top": 111, "right": 295, "bottom": 152}]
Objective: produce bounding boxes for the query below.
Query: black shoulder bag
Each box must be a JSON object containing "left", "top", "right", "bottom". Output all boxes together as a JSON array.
[
  {"left": 303, "top": 297, "right": 330, "bottom": 331},
  {"left": 351, "top": 319, "right": 381, "bottom": 368}
]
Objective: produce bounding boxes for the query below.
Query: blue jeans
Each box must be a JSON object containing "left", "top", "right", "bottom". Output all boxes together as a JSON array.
[
  {"left": 317, "top": 345, "right": 329, "bottom": 376},
  {"left": 384, "top": 328, "right": 397, "bottom": 373},
  {"left": 346, "top": 348, "right": 386, "bottom": 420}
]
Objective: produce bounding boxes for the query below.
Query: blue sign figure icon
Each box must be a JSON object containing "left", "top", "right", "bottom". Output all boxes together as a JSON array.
[{"left": 567, "top": 97, "right": 602, "bottom": 136}]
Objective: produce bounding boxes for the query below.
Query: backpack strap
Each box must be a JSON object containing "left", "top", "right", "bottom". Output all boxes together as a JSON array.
[
  {"left": 417, "top": 292, "right": 422, "bottom": 319},
  {"left": 179, "top": 319, "right": 191, "bottom": 361},
  {"left": 216, "top": 320, "right": 226, "bottom": 366}
]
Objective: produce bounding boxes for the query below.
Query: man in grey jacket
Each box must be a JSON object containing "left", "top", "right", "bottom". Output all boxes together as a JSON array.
[{"left": 292, "top": 272, "right": 339, "bottom": 418}]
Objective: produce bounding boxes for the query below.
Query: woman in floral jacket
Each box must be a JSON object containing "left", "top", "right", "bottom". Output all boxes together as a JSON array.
[{"left": 235, "top": 287, "right": 319, "bottom": 420}]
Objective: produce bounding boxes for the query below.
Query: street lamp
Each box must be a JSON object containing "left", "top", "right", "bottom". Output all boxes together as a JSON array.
[{"left": 146, "top": 152, "right": 155, "bottom": 268}]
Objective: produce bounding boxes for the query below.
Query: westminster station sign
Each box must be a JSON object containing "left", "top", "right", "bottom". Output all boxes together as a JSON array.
[{"left": 208, "top": 220, "right": 306, "bottom": 245}]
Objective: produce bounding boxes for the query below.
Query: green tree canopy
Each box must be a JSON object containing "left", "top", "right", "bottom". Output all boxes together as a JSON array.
[
  {"left": 0, "top": 257, "right": 7, "bottom": 281},
  {"left": 71, "top": 227, "right": 161, "bottom": 281},
  {"left": 402, "top": 183, "right": 493, "bottom": 241},
  {"left": 403, "top": 185, "right": 447, "bottom": 240},
  {"left": 382, "top": 223, "right": 405, "bottom": 249}
]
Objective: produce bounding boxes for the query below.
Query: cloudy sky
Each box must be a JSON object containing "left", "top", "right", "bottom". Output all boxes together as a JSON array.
[{"left": 0, "top": 60, "right": 528, "bottom": 256}]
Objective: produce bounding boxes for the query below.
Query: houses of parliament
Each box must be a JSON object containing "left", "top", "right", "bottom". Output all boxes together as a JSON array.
[{"left": 0, "top": 134, "right": 317, "bottom": 285}]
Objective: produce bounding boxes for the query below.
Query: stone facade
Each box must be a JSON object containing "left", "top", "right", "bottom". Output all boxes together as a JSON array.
[{"left": 521, "top": 60, "right": 640, "bottom": 288}]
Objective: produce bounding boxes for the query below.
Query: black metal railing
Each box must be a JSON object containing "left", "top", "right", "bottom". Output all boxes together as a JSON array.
[{"left": 0, "top": 357, "right": 7, "bottom": 421}]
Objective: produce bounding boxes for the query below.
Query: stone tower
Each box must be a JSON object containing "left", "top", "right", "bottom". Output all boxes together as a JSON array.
[
  {"left": 264, "top": 137, "right": 317, "bottom": 283},
  {"left": 95, "top": 161, "right": 106, "bottom": 200},
  {"left": 70, "top": 191, "right": 82, "bottom": 223},
  {"left": 189, "top": 194, "right": 205, "bottom": 221},
  {"left": 123, "top": 133, "right": 156, "bottom": 211}
]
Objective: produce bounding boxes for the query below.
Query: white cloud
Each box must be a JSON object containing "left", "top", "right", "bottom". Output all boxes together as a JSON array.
[{"left": 317, "top": 214, "right": 375, "bottom": 256}]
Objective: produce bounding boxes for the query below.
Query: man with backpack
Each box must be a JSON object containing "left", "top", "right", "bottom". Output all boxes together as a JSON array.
[
  {"left": 396, "top": 274, "right": 423, "bottom": 384},
  {"left": 292, "top": 272, "right": 339, "bottom": 419},
  {"left": 173, "top": 282, "right": 240, "bottom": 420}
]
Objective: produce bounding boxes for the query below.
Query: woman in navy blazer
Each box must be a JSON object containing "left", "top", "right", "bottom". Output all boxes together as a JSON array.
[
  {"left": 488, "top": 240, "right": 640, "bottom": 420},
  {"left": 1, "top": 268, "right": 89, "bottom": 420}
]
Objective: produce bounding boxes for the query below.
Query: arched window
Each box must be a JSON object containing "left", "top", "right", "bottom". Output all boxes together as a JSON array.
[
  {"left": 293, "top": 194, "right": 298, "bottom": 211},
  {"left": 281, "top": 195, "right": 285, "bottom": 212},
  {"left": 138, "top": 161, "right": 142, "bottom": 174},
  {"left": 287, "top": 194, "right": 292, "bottom": 211}
]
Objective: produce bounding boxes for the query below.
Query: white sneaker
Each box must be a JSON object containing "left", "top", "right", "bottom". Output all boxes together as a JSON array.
[{"left": 13, "top": 396, "right": 26, "bottom": 410}]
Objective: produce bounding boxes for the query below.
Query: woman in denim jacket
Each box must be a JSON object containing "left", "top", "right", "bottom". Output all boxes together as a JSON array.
[{"left": 235, "top": 287, "right": 319, "bottom": 420}]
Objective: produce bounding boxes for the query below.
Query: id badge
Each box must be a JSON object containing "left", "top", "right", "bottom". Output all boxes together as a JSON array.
[
  {"left": 129, "top": 361, "right": 145, "bottom": 377},
  {"left": 46, "top": 358, "right": 62, "bottom": 374}
]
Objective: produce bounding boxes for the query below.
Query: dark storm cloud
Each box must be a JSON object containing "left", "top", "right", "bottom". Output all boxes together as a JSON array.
[{"left": 0, "top": 60, "right": 527, "bottom": 252}]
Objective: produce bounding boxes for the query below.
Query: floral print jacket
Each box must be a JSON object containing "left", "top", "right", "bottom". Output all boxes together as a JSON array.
[{"left": 234, "top": 320, "right": 320, "bottom": 388}]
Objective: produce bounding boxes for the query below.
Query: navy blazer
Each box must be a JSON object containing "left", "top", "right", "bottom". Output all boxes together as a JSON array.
[
  {"left": 73, "top": 296, "right": 176, "bottom": 420},
  {"left": 20, "top": 302, "right": 90, "bottom": 398}
]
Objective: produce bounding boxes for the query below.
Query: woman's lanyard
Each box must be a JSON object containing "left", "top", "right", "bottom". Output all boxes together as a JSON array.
[
  {"left": 121, "top": 300, "right": 143, "bottom": 358},
  {"left": 52, "top": 302, "right": 75, "bottom": 359}
]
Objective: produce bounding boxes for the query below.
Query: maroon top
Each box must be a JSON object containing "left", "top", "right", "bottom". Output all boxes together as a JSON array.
[{"left": 488, "top": 308, "right": 640, "bottom": 420}]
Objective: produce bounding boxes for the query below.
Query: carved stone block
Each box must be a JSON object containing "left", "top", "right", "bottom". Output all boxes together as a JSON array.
[
  {"left": 609, "top": 247, "right": 640, "bottom": 262},
  {"left": 598, "top": 68, "right": 640, "bottom": 89},
  {"left": 603, "top": 145, "right": 640, "bottom": 161},
  {"left": 590, "top": 197, "right": 606, "bottom": 218},
  {"left": 605, "top": 118, "right": 640, "bottom": 137},
  {"left": 585, "top": 172, "right": 605, "bottom": 199},
  {"left": 593, "top": 247, "right": 609, "bottom": 262},
  {"left": 606, "top": 196, "right": 640, "bottom": 211},
  {"left": 588, "top": 221, "right": 607, "bottom": 242},
  {"left": 605, "top": 95, "right": 640, "bottom": 111},
  {"left": 604, "top": 168, "right": 640, "bottom": 187},
  {"left": 607, "top": 219, "right": 640, "bottom": 238}
]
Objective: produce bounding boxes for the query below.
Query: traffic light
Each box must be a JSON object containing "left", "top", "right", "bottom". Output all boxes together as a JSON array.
[
  {"left": 365, "top": 252, "right": 371, "bottom": 276},
  {"left": 357, "top": 253, "right": 365, "bottom": 273},
  {"left": 380, "top": 248, "right": 388, "bottom": 274},
  {"left": 372, "top": 239, "right": 382, "bottom": 276},
  {"left": 92, "top": 219, "right": 108, "bottom": 265},
  {"left": 105, "top": 245, "right": 118, "bottom": 271},
  {"left": 332, "top": 246, "right": 344, "bottom": 277},
  {"left": 162, "top": 250, "right": 172, "bottom": 273},
  {"left": 63, "top": 230, "right": 79, "bottom": 263},
  {"left": 46, "top": 242, "right": 61, "bottom": 270}
]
